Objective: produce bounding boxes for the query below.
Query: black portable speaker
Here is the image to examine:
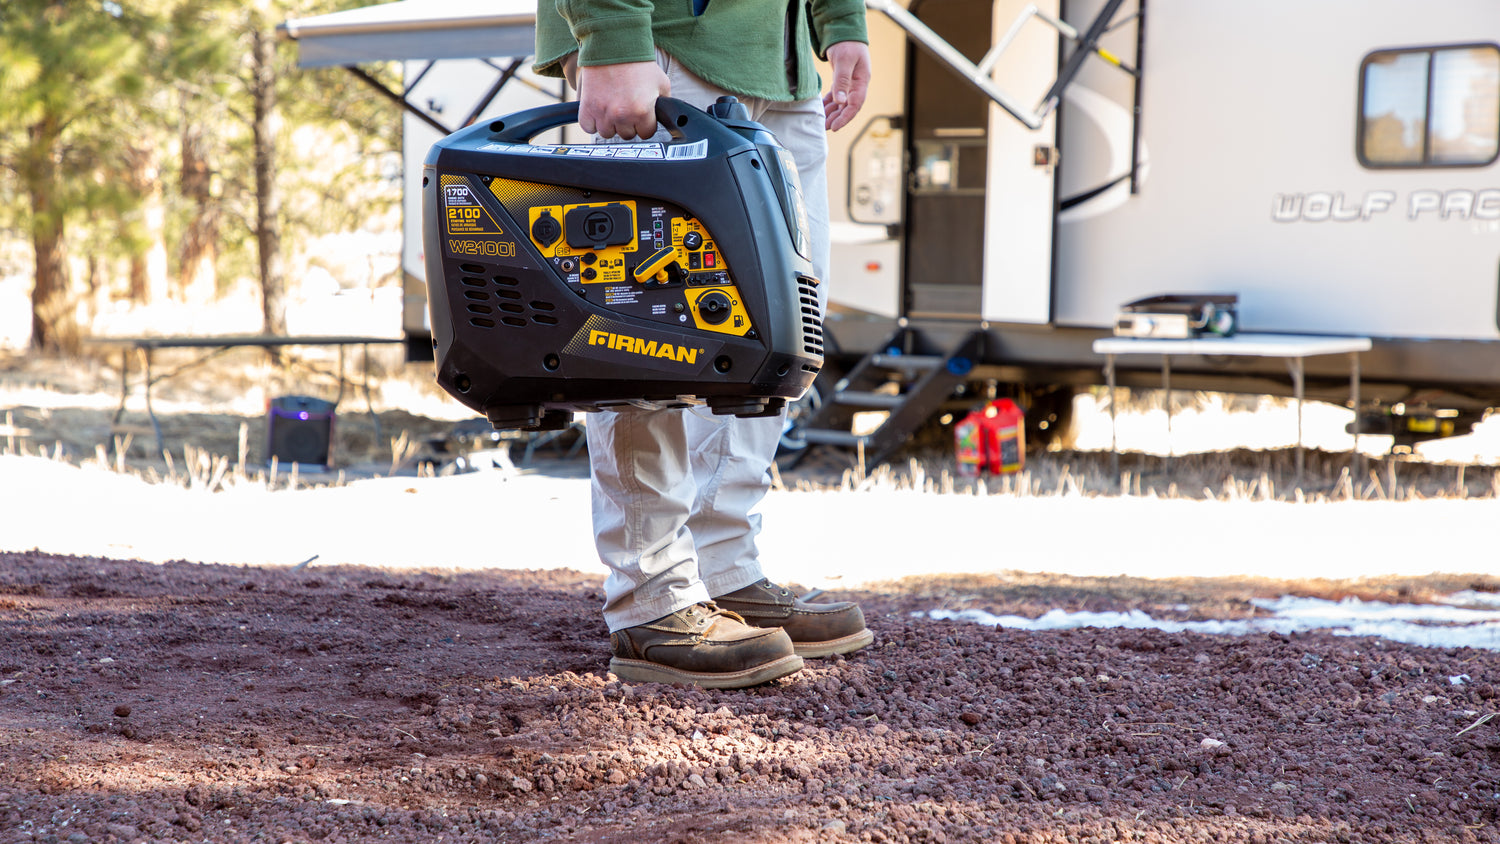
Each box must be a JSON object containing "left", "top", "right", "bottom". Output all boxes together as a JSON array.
[{"left": 266, "top": 395, "right": 336, "bottom": 469}]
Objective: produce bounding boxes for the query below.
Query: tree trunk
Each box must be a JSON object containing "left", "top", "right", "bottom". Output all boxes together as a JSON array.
[
  {"left": 127, "top": 255, "right": 147, "bottom": 303},
  {"left": 249, "top": 18, "right": 286, "bottom": 339},
  {"left": 177, "top": 117, "right": 219, "bottom": 304},
  {"left": 30, "top": 211, "right": 71, "bottom": 353},
  {"left": 26, "top": 114, "right": 74, "bottom": 353},
  {"left": 123, "top": 144, "right": 170, "bottom": 305}
]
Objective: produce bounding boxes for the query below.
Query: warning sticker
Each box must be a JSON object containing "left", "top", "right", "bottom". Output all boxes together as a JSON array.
[
  {"left": 603, "top": 286, "right": 641, "bottom": 306},
  {"left": 441, "top": 182, "right": 504, "bottom": 236},
  {"left": 478, "top": 142, "right": 666, "bottom": 160},
  {"left": 478, "top": 141, "right": 707, "bottom": 161}
]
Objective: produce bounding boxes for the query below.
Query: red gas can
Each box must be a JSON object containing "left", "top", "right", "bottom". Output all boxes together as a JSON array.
[
  {"left": 954, "top": 411, "right": 986, "bottom": 477},
  {"left": 953, "top": 399, "right": 1025, "bottom": 476}
]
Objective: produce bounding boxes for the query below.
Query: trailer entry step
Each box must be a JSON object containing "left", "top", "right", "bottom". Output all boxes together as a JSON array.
[{"left": 780, "top": 327, "right": 989, "bottom": 469}]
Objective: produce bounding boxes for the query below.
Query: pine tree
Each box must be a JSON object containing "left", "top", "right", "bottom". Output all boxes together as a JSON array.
[
  {"left": 0, "top": 0, "right": 147, "bottom": 351},
  {"left": 0, "top": 0, "right": 401, "bottom": 350},
  {"left": 165, "top": 0, "right": 400, "bottom": 337},
  {"left": 155, "top": 0, "right": 229, "bottom": 304}
]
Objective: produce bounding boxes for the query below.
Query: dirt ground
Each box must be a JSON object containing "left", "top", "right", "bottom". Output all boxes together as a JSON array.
[
  {"left": 3, "top": 549, "right": 1500, "bottom": 844},
  {"left": 7, "top": 351, "right": 1500, "bottom": 842}
]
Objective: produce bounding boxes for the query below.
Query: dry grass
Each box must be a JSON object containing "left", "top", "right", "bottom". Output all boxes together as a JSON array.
[
  {"left": 771, "top": 445, "right": 1500, "bottom": 502},
  {"left": 0, "top": 346, "right": 466, "bottom": 490},
  {"left": 5, "top": 348, "right": 1500, "bottom": 501}
]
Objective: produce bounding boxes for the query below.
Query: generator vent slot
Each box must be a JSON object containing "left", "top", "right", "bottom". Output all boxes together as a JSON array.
[
  {"left": 532, "top": 314, "right": 559, "bottom": 326},
  {"left": 460, "top": 263, "right": 485, "bottom": 274},
  {"left": 463, "top": 290, "right": 489, "bottom": 301},
  {"left": 797, "top": 281, "right": 821, "bottom": 307},
  {"left": 469, "top": 317, "right": 496, "bottom": 328},
  {"left": 498, "top": 302, "right": 525, "bottom": 314},
  {"left": 802, "top": 330, "right": 824, "bottom": 355},
  {"left": 466, "top": 304, "right": 493, "bottom": 314},
  {"left": 495, "top": 288, "right": 522, "bottom": 300},
  {"left": 797, "top": 278, "right": 824, "bottom": 356},
  {"left": 530, "top": 300, "right": 556, "bottom": 311},
  {"left": 494, "top": 275, "right": 520, "bottom": 287},
  {"left": 501, "top": 317, "right": 527, "bottom": 327},
  {"left": 461, "top": 276, "right": 486, "bottom": 288}
]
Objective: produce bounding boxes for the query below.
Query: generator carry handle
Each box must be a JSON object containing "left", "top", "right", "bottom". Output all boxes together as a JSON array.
[{"left": 482, "top": 96, "right": 750, "bottom": 150}]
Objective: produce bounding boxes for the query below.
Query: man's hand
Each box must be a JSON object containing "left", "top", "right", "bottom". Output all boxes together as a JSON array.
[
  {"left": 576, "top": 60, "right": 671, "bottom": 140},
  {"left": 823, "top": 41, "right": 871, "bottom": 131}
]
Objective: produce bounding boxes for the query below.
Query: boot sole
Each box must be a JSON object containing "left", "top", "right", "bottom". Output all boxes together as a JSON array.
[
  {"left": 793, "top": 628, "right": 875, "bottom": 659},
  {"left": 608, "top": 654, "right": 805, "bottom": 689}
]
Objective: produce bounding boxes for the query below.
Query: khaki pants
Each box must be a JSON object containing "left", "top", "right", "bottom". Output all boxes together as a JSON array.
[{"left": 590, "top": 53, "right": 831, "bottom": 631}]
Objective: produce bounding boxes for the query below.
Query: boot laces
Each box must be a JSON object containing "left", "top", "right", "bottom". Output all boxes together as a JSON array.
[{"left": 697, "top": 600, "right": 747, "bottom": 625}]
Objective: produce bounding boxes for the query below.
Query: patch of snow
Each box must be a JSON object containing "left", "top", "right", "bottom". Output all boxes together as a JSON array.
[{"left": 923, "top": 595, "right": 1500, "bottom": 652}]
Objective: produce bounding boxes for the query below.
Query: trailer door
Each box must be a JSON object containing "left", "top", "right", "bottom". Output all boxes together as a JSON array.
[
  {"left": 902, "top": 0, "right": 1059, "bottom": 323},
  {"left": 980, "top": 0, "right": 1059, "bottom": 324},
  {"left": 904, "top": 0, "right": 991, "bottom": 319}
]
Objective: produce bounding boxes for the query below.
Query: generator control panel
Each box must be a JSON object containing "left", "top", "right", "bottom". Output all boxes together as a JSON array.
[{"left": 464, "top": 177, "right": 754, "bottom": 338}]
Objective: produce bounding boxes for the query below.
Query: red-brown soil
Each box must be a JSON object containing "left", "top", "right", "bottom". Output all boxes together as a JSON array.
[{"left": 3, "top": 550, "right": 1499, "bottom": 843}]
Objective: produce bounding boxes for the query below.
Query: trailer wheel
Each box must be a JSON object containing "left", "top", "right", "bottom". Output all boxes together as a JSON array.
[{"left": 1024, "top": 386, "right": 1078, "bottom": 450}]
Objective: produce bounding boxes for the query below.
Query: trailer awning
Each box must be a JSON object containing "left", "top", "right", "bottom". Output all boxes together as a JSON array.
[
  {"left": 279, "top": 0, "right": 538, "bottom": 67},
  {"left": 279, "top": 0, "right": 552, "bottom": 136}
]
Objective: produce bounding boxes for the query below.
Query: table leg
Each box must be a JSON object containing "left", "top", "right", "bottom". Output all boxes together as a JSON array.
[
  {"left": 143, "top": 347, "right": 165, "bottom": 456},
  {"left": 1289, "top": 356, "right": 1305, "bottom": 484},
  {"left": 335, "top": 345, "right": 348, "bottom": 408},
  {"left": 1350, "top": 350, "right": 1361, "bottom": 483},
  {"left": 1162, "top": 354, "right": 1173, "bottom": 458},
  {"left": 113, "top": 349, "right": 129, "bottom": 426},
  {"left": 1105, "top": 353, "right": 1118, "bottom": 478},
  {"left": 363, "top": 343, "right": 382, "bottom": 446}
]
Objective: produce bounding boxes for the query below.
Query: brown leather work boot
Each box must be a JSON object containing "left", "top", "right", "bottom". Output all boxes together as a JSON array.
[
  {"left": 609, "top": 602, "right": 804, "bottom": 689},
  {"left": 713, "top": 579, "right": 874, "bottom": 658}
]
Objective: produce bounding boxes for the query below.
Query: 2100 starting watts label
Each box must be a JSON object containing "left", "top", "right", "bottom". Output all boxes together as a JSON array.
[{"left": 440, "top": 176, "right": 516, "bottom": 259}]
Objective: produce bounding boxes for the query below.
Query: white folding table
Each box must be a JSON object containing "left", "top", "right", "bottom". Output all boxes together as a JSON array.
[{"left": 1093, "top": 333, "right": 1373, "bottom": 480}]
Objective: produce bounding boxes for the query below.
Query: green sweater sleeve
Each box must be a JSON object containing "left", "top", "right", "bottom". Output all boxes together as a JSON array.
[
  {"left": 534, "top": 0, "right": 869, "bottom": 100},
  {"left": 808, "top": 0, "right": 869, "bottom": 60},
  {"left": 532, "top": 0, "right": 577, "bottom": 77},
  {"left": 558, "top": 0, "right": 657, "bottom": 67}
]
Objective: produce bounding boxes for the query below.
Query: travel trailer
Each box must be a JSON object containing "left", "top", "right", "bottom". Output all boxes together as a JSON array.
[{"left": 283, "top": 0, "right": 1500, "bottom": 460}]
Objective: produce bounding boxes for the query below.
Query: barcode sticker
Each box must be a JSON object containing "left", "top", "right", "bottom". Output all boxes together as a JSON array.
[{"left": 666, "top": 140, "right": 709, "bottom": 160}]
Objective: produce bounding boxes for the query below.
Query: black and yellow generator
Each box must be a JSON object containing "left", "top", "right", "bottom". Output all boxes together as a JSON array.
[{"left": 422, "top": 96, "right": 824, "bottom": 431}]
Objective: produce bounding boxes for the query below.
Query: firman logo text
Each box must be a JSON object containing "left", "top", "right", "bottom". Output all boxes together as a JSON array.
[{"left": 588, "top": 330, "right": 699, "bottom": 364}]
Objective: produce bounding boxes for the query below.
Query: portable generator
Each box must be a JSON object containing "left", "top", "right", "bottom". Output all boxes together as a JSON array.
[
  {"left": 1113, "top": 293, "right": 1239, "bottom": 339},
  {"left": 422, "top": 96, "right": 824, "bottom": 431}
]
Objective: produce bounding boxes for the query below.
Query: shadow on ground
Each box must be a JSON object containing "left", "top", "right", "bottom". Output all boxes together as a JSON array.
[{"left": 3, "top": 550, "right": 1499, "bottom": 842}]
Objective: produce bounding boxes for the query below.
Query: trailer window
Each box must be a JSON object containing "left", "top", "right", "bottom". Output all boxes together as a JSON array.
[{"left": 1359, "top": 44, "right": 1500, "bottom": 168}]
